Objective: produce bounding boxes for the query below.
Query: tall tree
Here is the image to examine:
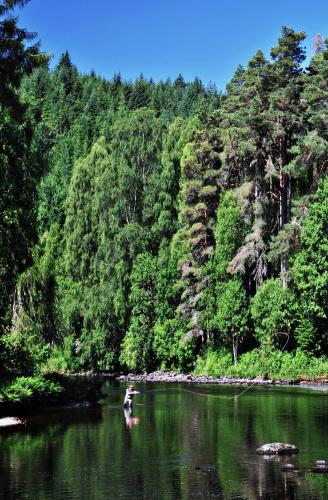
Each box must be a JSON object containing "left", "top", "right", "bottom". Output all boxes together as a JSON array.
[
  {"left": 0, "top": 0, "right": 43, "bottom": 331},
  {"left": 176, "top": 126, "right": 221, "bottom": 342},
  {"left": 268, "top": 27, "right": 306, "bottom": 285}
]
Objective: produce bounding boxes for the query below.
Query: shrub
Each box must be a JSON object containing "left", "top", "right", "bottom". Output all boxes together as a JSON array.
[
  {"left": 0, "top": 375, "right": 62, "bottom": 404},
  {"left": 251, "top": 279, "right": 296, "bottom": 348}
]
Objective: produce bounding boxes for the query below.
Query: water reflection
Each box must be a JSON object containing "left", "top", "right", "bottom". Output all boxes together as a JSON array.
[
  {"left": 0, "top": 382, "right": 328, "bottom": 499},
  {"left": 123, "top": 406, "right": 140, "bottom": 429}
]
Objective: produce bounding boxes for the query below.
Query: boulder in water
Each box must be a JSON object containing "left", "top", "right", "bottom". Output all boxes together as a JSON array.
[
  {"left": 0, "top": 417, "right": 24, "bottom": 428},
  {"left": 256, "top": 443, "right": 299, "bottom": 455}
]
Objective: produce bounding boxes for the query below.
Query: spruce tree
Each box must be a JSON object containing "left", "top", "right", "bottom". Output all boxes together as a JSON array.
[
  {"left": 176, "top": 126, "right": 221, "bottom": 342},
  {"left": 0, "top": 0, "right": 43, "bottom": 331}
]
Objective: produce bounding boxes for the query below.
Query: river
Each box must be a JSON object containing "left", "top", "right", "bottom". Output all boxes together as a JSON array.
[{"left": 1, "top": 380, "right": 328, "bottom": 499}]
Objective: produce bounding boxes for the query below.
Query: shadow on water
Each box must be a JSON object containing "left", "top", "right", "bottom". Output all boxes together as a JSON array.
[{"left": 0, "top": 379, "right": 328, "bottom": 499}]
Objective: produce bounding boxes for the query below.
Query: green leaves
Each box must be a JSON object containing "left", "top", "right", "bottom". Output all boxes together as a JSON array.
[
  {"left": 120, "top": 253, "right": 157, "bottom": 372},
  {"left": 291, "top": 177, "right": 328, "bottom": 352},
  {"left": 251, "top": 279, "right": 296, "bottom": 347},
  {"left": 0, "top": 375, "right": 62, "bottom": 404},
  {"left": 2, "top": 21, "right": 328, "bottom": 378}
]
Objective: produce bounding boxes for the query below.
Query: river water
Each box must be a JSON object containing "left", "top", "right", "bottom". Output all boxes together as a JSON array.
[{"left": 1, "top": 380, "right": 328, "bottom": 499}]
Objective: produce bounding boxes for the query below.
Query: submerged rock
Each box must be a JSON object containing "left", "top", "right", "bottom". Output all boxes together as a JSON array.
[
  {"left": 281, "top": 463, "right": 298, "bottom": 472},
  {"left": 256, "top": 443, "right": 299, "bottom": 455},
  {"left": 0, "top": 417, "right": 24, "bottom": 428}
]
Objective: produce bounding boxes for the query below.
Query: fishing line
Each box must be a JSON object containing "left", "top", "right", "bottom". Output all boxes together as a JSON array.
[
  {"left": 144, "top": 385, "right": 254, "bottom": 400},
  {"left": 143, "top": 334, "right": 291, "bottom": 401}
]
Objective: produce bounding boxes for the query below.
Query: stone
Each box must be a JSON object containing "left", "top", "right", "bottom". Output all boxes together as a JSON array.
[
  {"left": 256, "top": 443, "right": 299, "bottom": 455},
  {"left": 0, "top": 417, "right": 24, "bottom": 428},
  {"left": 281, "top": 463, "right": 298, "bottom": 472}
]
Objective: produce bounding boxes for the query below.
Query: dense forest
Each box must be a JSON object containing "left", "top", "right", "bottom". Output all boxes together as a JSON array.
[{"left": 1, "top": 0, "right": 328, "bottom": 388}]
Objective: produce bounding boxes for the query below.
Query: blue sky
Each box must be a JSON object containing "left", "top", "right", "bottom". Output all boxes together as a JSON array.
[{"left": 15, "top": 0, "right": 328, "bottom": 90}]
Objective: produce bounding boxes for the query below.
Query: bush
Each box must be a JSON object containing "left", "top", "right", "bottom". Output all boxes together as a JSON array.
[
  {"left": 194, "top": 349, "right": 232, "bottom": 377},
  {"left": 0, "top": 330, "right": 49, "bottom": 376},
  {"left": 42, "top": 335, "right": 79, "bottom": 373},
  {"left": 194, "top": 347, "right": 328, "bottom": 381},
  {"left": 0, "top": 375, "right": 62, "bottom": 404},
  {"left": 251, "top": 279, "right": 296, "bottom": 348}
]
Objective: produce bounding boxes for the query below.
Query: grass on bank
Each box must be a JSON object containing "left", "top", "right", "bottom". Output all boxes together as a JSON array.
[{"left": 194, "top": 348, "right": 328, "bottom": 381}]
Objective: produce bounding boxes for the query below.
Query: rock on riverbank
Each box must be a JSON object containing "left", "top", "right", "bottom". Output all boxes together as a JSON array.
[
  {"left": 256, "top": 443, "right": 299, "bottom": 455},
  {"left": 116, "top": 371, "right": 275, "bottom": 385},
  {"left": 70, "top": 370, "right": 328, "bottom": 386}
]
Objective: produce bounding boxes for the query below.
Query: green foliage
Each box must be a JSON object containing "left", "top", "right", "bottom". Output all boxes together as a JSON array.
[
  {"left": 0, "top": 375, "right": 62, "bottom": 403},
  {"left": 0, "top": 330, "right": 49, "bottom": 375},
  {"left": 292, "top": 176, "right": 328, "bottom": 353},
  {"left": 0, "top": 1, "right": 45, "bottom": 331},
  {"left": 42, "top": 335, "right": 77, "bottom": 373},
  {"left": 201, "top": 190, "right": 248, "bottom": 359},
  {"left": 194, "top": 348, "right": 328, "bottom": 381},
  {"left": 251, "top": 279, "right": 296, "bottom": 347},
  {"left": 214, "top": 278, "right": 249, "bottom": 363},
  {"left": 194, "top": 348, "right": 232, "bottom": 376},
  {"left": 1, "top": 20, "right": 328, "bottom": 380},
  {"left": 120, "top": 253, "right": 157, "bottom": 372},
  {"left": 152, "top": 321, "right": 178, "bottom": 369},
  {"left": 292, "top": 177, "right": 328, "bottom": 317}
]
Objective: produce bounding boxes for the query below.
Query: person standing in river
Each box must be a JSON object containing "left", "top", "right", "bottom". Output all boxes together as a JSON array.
[{"left": 123, "top": 385, "right": 140, "bottom": 407}]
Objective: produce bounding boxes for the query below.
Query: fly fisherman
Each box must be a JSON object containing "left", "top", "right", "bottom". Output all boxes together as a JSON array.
[{"left": 123, "top": 385, "right": 140, "bottom": 408}]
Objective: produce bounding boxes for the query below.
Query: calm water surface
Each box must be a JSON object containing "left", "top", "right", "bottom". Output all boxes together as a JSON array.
[{"left": 1, "top": 380, "right": 328, "bottom": 499}]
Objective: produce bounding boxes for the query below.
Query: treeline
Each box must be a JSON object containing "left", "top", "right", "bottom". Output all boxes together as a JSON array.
[{"left": 1, "top": 1, "right": 328, "bottom": 378}]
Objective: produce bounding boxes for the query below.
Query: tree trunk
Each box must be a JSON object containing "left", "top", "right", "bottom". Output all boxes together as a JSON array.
[
  {"left": 280, "top": 255, "right": 288, "bottom": 288},
  {"left": 279, "top": 135, "right": 288, "bottom": 288},
  {"left": 232, "top": 337, "right": 238, "bottom": 366},
  {"left": 287, "top": 173, "right": 292, "bottom": 223},
  {"left": 280, "top": 171, "right": 288, "bottom": 287},
  {"left": 279, "top": 170, "right": 286, "bottom": 230}
]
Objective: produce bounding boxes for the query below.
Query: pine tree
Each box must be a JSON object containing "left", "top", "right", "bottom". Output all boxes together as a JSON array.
[
  {"left": 293, "top": 38, "right": 328, "bottom": 192},
  {"left": 268, "top": 27, "right": 306, "bottom": 285}
]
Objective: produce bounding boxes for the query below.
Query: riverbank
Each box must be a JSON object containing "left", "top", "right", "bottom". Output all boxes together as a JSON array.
[
  {"left": 115, "top": 371, "right": 328, "bottom": 386},
  {"left": 2, "top": 367, "right": 327, "bottom": 418},
  {"left": 67, "top": 369, "right": 328, "bottom": 386}
]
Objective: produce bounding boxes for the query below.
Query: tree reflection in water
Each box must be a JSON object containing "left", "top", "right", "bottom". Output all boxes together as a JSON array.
[{"left": 1, "top": 381, "right": 328, "bottom": 499}]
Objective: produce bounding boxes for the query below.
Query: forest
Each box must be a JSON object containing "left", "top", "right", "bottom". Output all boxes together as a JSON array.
[{"left": 1, "top": 0, "right": 328, "bottom": 400}]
